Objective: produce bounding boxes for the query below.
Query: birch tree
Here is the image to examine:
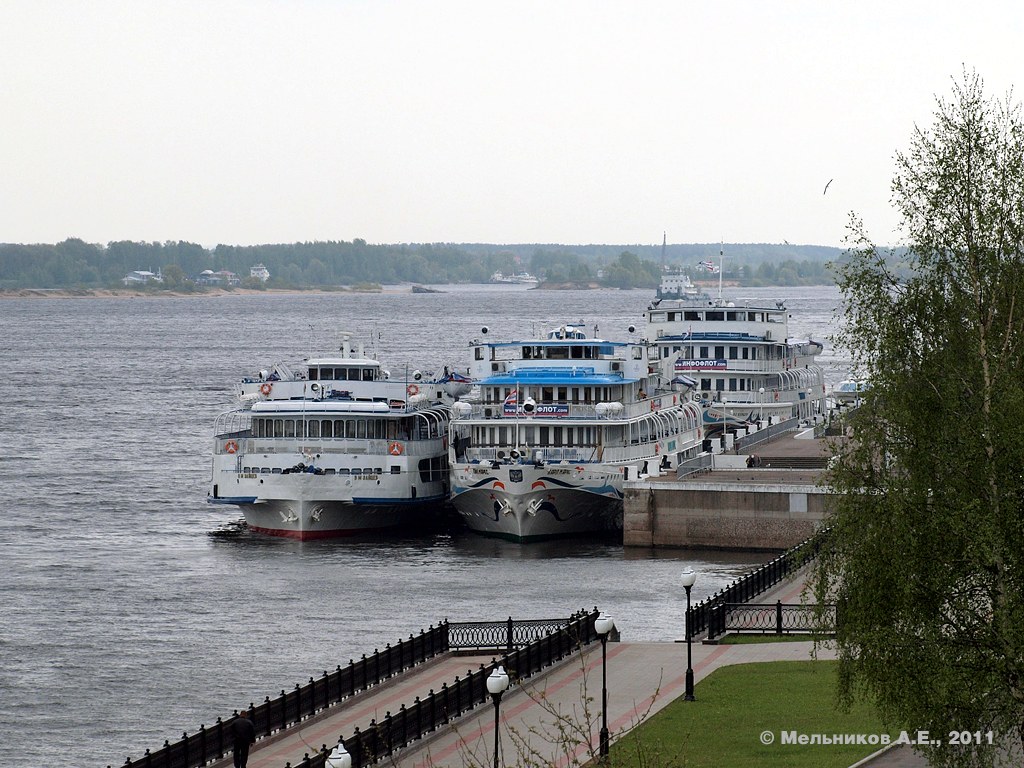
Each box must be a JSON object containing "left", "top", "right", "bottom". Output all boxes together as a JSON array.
[{"left": 814, "top": 70, "right": 1024, "bottom": 767}]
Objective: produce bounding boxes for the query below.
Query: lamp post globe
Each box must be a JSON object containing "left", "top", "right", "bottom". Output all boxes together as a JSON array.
[
  {"left": 681, "top": 568, "right": 697, "bottom": 701},
  {"left": 487, "top": 665, "right": 510, "bottom": 768},
  {"left": 326, "top": 742, "right": 352, "bottom": 768},
  {"left": 594, "top": 613, "right": 615, "bottom": 760}
]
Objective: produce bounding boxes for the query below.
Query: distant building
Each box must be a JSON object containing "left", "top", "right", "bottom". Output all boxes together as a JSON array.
[
  {"left": 250, "top": 263, "right": 270, "bottom": 282},
  {"left": 195, "top": 269, "right": 241, "bottom": 286},
  {"left": 122, "top": 269, "right": 163, "bottom": 286}
]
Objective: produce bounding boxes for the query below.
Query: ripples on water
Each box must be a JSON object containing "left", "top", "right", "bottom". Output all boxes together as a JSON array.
[{"left": 0, "top": 285, "right": 846, "bottom": 766}]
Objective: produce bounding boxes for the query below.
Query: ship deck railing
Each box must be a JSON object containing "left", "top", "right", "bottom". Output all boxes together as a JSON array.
[
  {"left": 453, "top": 392, "right": 689, "bottom": 421},
  {"left": 215, "top": 436, "right": 446, "bottom": 457}
]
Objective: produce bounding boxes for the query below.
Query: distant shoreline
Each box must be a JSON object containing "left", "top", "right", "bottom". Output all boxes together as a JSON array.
[{"left": 0, "top": 286, "right": 407, "bottom": 300}]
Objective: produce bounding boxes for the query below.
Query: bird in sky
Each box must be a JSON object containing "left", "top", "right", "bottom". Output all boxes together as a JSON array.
[{"left": 823, "top": 179, "right": 833, "bottom": 195}]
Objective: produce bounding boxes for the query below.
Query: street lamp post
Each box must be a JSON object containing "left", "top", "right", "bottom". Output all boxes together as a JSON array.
[
  {"left": 758, "top": 387, "right": 765, "bottom": 424},
  {"left": 681, "top": 568, "right": 697, "bottom": 701},
  {"left": 594, "top": 613, "right": 615, "bottom": 760},
  {"left": 326, "top": 741, "right": 352, "bottom": 768},
  {"left": 486, "top": 665, "right": 510, "bottom": 768}
]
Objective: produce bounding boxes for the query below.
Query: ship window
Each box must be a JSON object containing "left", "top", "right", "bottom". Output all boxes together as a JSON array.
[
  {"left": 557, "top": 387, "right": 567, "bottom": 401},
  {"left": 324, "top": 468, "right": 336, "bottom": 475},
  {"left": 357, "top": 420, "right": 367, "bottom": 438},
  {"left": 363, "top": 369, "right": 373, "bottom": 381},
  {"left": 553, "top": 428, "right": 563, "bottom": 447},
  {"left": 352, "top": 468, "right": 362, "bottom": 475},
  {"left": 707, "top": 311, "right": 724, "bottom": 321},
  {"left": 571, "top": 346, "right": 583, "bottom": 359},
  {"left": 375, "top": 467, "right": 383, "bottom": 474},
  {"left": 542, "top": 387, "right": 553, "bottom": 402},
  {"left": 632, "top": 347, "right": 643, "bottom": 360},
  {"left": 547, "top": 346, "right": 568, "bottom": 359},
  {"left": 729, "top": 346, "right": 738, "bottom": 359},
  {"left": 701, "top": 378, "right": 711, "bottom": 390},
  {"left": 321, "top": 419, "right": 333, "bottom": 438},
  {"left": 729, "top": 378, "right": 737, "bottom": 391},
  {"left": 715, "top": 346, "right": 725, "bottom": 358},
  {"left": 523, "top": 346, "right": 533, "bottom": 359},
  {"left": 716, "top": 379, "right": 726, "bottom": 391},
  {"left": 322, "top": 368, "right": 335, "bottom": 379},
  {"left": 391, "top": 466, "right": 401, "bottom": 474},
  {"left": 583, "top": 387, "right": 592, "bottom": 401},
  {"left": 742, "top": 347, "right": 750, "bottom": 360},
  {"left": 308, "top": 420, "right": 319, "bottom": 438},
  {"left": 261, "top": 467, "right": 270, "bottom": 474},
  {"left": 684, "top": 311, "right": 701, "bottom": 321},
  {"left": 700, "top": 346, "right": 709, "bottom": 357},
  {"left": 565, "top": 428, "right": 574, "bottom": 447},
  {"left": 475, "top": 347, "right": 484, "bottom": 360},
  {"left": 727, "top": 311, "right": 741, "bottom": 321},
  {"left": 271, "top": 467, "right": 282, "bottom": 474},
  {"left": 284, "top": 420, "right": 295, "bottom": 438},
  {"left": 571, "top": 388, "right": 580, "bottom": 404},
  {"left": 338, "top": 468, "right": 350, "bottom": 475},
  {"left": 345, "top": 420, "right": 355, "bottom": 438},
  {"left": 273, "top": 420, "right": 284, "bottom": 438},
  {"left": 309, "top": 369, "right": 319, "bottom": 381}
]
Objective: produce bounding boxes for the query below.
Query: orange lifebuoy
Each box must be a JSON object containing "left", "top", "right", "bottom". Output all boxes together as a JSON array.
[
  {"left": 225, "top": 440, "right": 239, "bottom": 454},
  {"left": 388, "top": 441, "right": 404, "bottom": 456},
  {"left": 260, "top": 382, "right": 273, "bottom": 396},
  {"left": 407, "top": 383, "right": 420, "bottom": 396}
]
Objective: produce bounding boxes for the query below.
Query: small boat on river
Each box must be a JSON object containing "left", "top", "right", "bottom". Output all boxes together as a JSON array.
[{"left": 209, "top": 335, "right": 451, "bottom": 539}]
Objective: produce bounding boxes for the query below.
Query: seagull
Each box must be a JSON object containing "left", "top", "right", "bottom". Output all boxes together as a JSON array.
[{"left": 823, "top": 179, "right": 833, "bottom": 195}]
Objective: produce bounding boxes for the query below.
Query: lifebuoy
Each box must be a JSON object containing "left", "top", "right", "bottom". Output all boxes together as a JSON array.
[
  {"left": 407, "top": 383, "right": 419, "bottom": 396},
  {"left": 225, "top": 440, "right": 238, "bottom": 454},
  {"left": 260, "top": 382, "right": 273, "bottom": 396},
  {"left": 388, "top": 441, "right": 404, "bottom": 456}
]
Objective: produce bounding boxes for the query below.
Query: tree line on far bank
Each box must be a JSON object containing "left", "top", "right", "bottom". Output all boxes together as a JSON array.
[{"left": 0, "top": 237, "right": 841, "bottom": 291}]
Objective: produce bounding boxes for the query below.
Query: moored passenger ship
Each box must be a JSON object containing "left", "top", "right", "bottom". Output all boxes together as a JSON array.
[
  {"left": 448, "top": 324, "right": 703, "bottom": 541},
  {"left": 644, "top": 280, "right": 825, "bottom": 428},
  {"left": 209, "top": 337, "right": 451, "bottom": 539}
]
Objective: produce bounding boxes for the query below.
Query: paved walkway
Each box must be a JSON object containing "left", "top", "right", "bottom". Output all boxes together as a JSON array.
[{"left": 222, "top": 563, "right": 931, "bottom": 768}]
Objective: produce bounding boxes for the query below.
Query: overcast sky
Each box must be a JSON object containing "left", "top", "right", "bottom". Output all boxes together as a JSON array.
[{"left": 2, "top": 1, "right": 1020, "bottom": 249}]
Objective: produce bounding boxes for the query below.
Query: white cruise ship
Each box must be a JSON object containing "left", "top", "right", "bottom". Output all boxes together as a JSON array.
[
  {"left": 209, "top": 336, "right": 451, "bottom": 539},
  {"left": 644, "top": 276, "right": 826, "bottom": 429},
  {"left": 447, "top": 323, "right": 703, "bottom": 541}
]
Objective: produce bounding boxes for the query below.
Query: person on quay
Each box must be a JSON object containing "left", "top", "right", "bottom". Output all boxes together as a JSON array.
[{"left": 230, "top": 708, "right": 256, "bottom": 768}]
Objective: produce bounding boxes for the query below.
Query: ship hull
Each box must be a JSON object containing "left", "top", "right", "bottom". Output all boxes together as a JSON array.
[{"left": 450, "top": 463, "right": 623, "bottom": 542}]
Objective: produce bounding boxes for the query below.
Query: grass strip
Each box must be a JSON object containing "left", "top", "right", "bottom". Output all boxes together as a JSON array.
[{"left": 612, "top": 660, "right": 891, "bottom": 768}]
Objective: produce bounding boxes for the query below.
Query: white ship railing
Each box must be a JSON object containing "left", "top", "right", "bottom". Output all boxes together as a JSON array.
[{"left": 452, "top": 393, "right": 684, "bottom": 421}]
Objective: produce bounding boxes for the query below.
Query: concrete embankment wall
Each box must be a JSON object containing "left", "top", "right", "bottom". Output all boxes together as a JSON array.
[{"left": 623, "top": 478, "right": 831, "bottom": 551}]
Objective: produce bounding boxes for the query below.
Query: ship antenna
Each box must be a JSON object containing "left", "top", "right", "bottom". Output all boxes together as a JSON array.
[
  {"left": 718, "top": 241, "right": 725, "bottom": 299},
  {"left": 661, "top": 231, "right": 667, "bottom": 273}
]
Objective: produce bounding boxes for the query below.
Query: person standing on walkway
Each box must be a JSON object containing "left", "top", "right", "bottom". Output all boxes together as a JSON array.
[{"left": 230, "top": 708, "right": 256, "bottom": 768}]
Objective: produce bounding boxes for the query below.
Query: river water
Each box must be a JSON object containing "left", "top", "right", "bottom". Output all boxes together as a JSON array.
[{"left": 0, "top": 284, "right": 846, "bottom": 766}]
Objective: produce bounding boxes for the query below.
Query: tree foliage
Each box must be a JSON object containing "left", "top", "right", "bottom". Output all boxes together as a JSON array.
[{"left": 814, "top": 71, "right": 1024, "bottom": 767}]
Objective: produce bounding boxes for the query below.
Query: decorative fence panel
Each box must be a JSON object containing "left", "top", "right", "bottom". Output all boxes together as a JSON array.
[{"left": 722, "top": 601, "right": 836, "bottom": 635}]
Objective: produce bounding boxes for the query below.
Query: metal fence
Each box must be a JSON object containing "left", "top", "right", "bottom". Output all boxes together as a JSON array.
[
  {"left": 717, "top": 601, "right": 836, "bottom": 636},
  {"left": 112, "top": 611, "right": 598, "bottom": 768},
  {"left": 686, "top": 528, "right": 830, "bottom": 640}
]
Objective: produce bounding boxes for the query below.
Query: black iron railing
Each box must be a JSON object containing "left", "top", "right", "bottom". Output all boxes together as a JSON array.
[
  {"left": 718, "top": 601, "right": 836, "bottom": 636},
  {"left": 112, "top": 611, "right": 598, "bottom": 768},
  {"left": 686, "top": 528, "right": 830, "bottom": 640},
  {"left": 303, "top": 608, "right": 599, "bottom": 768}
]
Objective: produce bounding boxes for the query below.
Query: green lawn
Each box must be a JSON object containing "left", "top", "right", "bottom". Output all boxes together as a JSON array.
[{"left": 611, "top": 661, "right": 891, "bottom": 768}]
